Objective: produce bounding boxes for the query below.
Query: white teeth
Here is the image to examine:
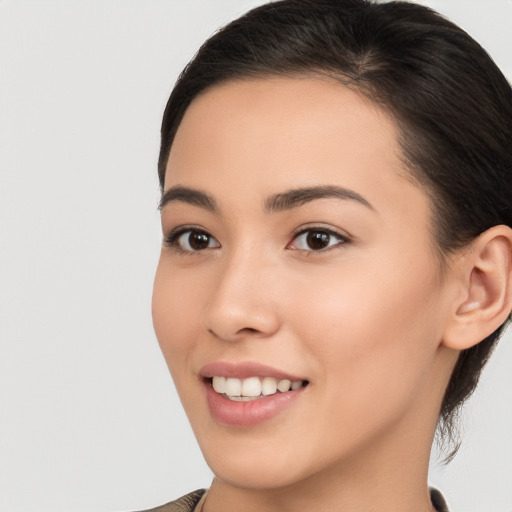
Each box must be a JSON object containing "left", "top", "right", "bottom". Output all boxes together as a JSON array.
[
  {"left": 211, "top": 376, "right": 304, "bottom": 399},
  {"left": 261, "top": 376, "right": 277, "bottom": 396},
  {"left": 277, "top": 379, "right": 291, "bottom": 392},
  {"left": 241, "top": 376, "right": 262, "bottom": 397},
  {"left": 212, "top": 376, "right": 226, "bottom": 394},
  {"left": 227, "top": 395, "right": 256, "bottom": 402},
  {"left": 225, "top": 377, "right": 242, "bottom": 396}
]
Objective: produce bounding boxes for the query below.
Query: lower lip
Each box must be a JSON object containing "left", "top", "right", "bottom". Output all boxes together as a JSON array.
[{"left": 204, "top": 380, "right": 306, "bottom": 427}]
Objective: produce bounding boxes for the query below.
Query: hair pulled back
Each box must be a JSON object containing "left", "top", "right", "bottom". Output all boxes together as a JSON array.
[{"left": 158, "top": 0, "right": 512, "bottom": 457}]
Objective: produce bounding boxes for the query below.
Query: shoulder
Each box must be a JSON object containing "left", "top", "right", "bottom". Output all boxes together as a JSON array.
[{"left": 134, "top": 489, "right": 207, "bottom": 512}]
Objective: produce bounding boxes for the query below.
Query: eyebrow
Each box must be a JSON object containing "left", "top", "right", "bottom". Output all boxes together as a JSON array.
[
  {"left": 264, "top": 185, "right": 375, "bottom": 213},
  {"left": 159, "top": 184, "right": 374, "bottom": 214},
  {"left": 159, "top": 186, "right": 218, "bottom": 212}
]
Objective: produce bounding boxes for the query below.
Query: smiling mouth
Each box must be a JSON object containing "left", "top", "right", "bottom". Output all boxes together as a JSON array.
[{"left": 209, "top": 376, "right": 309, "bottom": 401}]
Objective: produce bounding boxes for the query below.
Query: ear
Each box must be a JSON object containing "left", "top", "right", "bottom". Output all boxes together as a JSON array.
[{"left": 442, "top": 225, "right": 512, "bottom": 350}]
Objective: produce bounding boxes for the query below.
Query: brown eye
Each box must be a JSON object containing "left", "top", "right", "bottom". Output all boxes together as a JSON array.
[
  {"left": 306, "top": 231, "right": 331, "bottom": 250},
  {"left": 290, "top": 229, "right": 348, "bottom": 251},
  {"left": 170, "top": 229, "right": 220, "bottom": 252},
  {"left": 188, "top": 232, "right": 211, "bottom": 250}
]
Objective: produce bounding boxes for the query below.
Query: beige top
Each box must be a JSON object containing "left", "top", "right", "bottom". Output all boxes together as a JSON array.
[
  {"left": 136, "top": 488, "right": 449, "bottom": 512},
  {"left": 136, "top": 489, "right": 205, "bottom": 512}
]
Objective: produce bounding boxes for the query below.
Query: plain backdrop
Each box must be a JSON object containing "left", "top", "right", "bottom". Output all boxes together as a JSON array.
[{"left": 1, "top": 1, "right": 511, "bottom": 511}]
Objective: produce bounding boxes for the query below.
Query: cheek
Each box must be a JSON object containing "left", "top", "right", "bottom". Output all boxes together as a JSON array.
[
  {"left": 152, "top": 260, "right": 203, "bottom": 372},
  {"left": 287, "top": 257, "right": 443, "bottom": 418}
]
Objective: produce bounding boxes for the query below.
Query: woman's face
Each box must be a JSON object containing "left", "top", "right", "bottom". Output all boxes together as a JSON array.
[{"left": 153, "top": 78, "right": 456, "bottom": 490}]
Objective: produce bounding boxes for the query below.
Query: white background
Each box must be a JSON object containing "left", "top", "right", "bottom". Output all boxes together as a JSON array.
[{"left": 0, "top": 1, "right": 511, "bottom": 511}]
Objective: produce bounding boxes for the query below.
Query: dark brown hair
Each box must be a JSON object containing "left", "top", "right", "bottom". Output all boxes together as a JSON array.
[{"left": 158, "top": 0, "right": 512, "bottom": 458}]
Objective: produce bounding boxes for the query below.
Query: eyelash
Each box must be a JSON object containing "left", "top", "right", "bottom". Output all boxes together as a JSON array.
[
  {"left": 164, "top": 226, "right": 220, "bottom": 254},
  {"left": 288, "top": 227, "right": 350, "bottom": 252},
  {"left": 163, "top": 226, "right": 350, "bottom": 255}
]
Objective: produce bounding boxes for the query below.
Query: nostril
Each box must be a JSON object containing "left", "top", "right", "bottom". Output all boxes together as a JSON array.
[{"left": 239, "top": 327, "right": 259, "bottom": 334}]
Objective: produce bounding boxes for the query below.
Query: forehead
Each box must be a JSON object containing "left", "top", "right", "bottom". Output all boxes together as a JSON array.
[
  {"left": 165, "top": 77, "right": 428, "bottom": 225},
  {"left": 167, "top": 77, "right": 402, "bottom": 180},
  {"left": 171, "top": 77, "right": 397, "bottom": 154}
]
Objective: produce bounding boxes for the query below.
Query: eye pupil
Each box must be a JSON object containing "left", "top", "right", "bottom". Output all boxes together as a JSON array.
[
  {"left": 189, "top": 232, "right": 210, "bottom": 250},
  {"left": 307, "top": 231, "right": 330, "bottom": 250}
]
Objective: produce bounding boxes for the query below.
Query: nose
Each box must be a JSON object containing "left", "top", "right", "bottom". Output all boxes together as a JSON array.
[{"left": 202, "top": 250, "right": 281, "bottom": 342}]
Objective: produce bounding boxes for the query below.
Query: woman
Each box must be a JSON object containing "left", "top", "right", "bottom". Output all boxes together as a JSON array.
[{"left": 148, "top": 1, "right": 512, "bottom": 511}]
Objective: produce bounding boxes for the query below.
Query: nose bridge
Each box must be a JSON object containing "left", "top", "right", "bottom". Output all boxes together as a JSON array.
[{"left": 202, "top": 241, "right": 280, "bottom": 341}]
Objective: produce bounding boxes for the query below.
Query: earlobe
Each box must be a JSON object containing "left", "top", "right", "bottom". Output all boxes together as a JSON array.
[{"left": 443, "top": 225, "right": 512, "bottom": 351}]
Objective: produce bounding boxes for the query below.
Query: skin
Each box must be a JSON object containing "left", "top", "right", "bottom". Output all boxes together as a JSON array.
[{"left": 152, "top": 78, "right": 464, "bottom": 512}]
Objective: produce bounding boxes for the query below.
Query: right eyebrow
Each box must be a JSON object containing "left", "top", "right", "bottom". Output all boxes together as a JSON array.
[
  {"left": 264, "top": 185, "right": 375, "bottom": 213},
  {"left": 159, "top": 186, "right": 219, "bottom": 213}
]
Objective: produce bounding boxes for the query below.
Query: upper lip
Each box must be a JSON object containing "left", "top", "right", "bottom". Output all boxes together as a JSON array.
[{"left": 199, "top": 361, "right": 307, "bottom": 382}]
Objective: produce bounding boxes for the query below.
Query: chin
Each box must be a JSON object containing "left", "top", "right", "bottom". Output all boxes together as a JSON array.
[
  {"left": 192, "top": 421, "right": 331, "bottom": 492},
  {"left": 204, "top": 451, "right": 309, "bottom": 491}
]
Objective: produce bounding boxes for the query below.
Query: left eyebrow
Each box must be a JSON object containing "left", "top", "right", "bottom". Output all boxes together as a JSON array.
[
  {"left": 264, "top": 185, "right": 375, "bottom": 213},
  {"left": 158, "top": 185, "right": 219, "bottom": 212}
]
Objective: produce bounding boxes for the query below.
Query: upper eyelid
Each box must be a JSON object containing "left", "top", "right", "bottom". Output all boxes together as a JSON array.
[
  {"left": 291, "top": 224, "right": 351, "bottom": 240},
  {"left": 165, "top": 224, "right": 211, "bottom": 238}
]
